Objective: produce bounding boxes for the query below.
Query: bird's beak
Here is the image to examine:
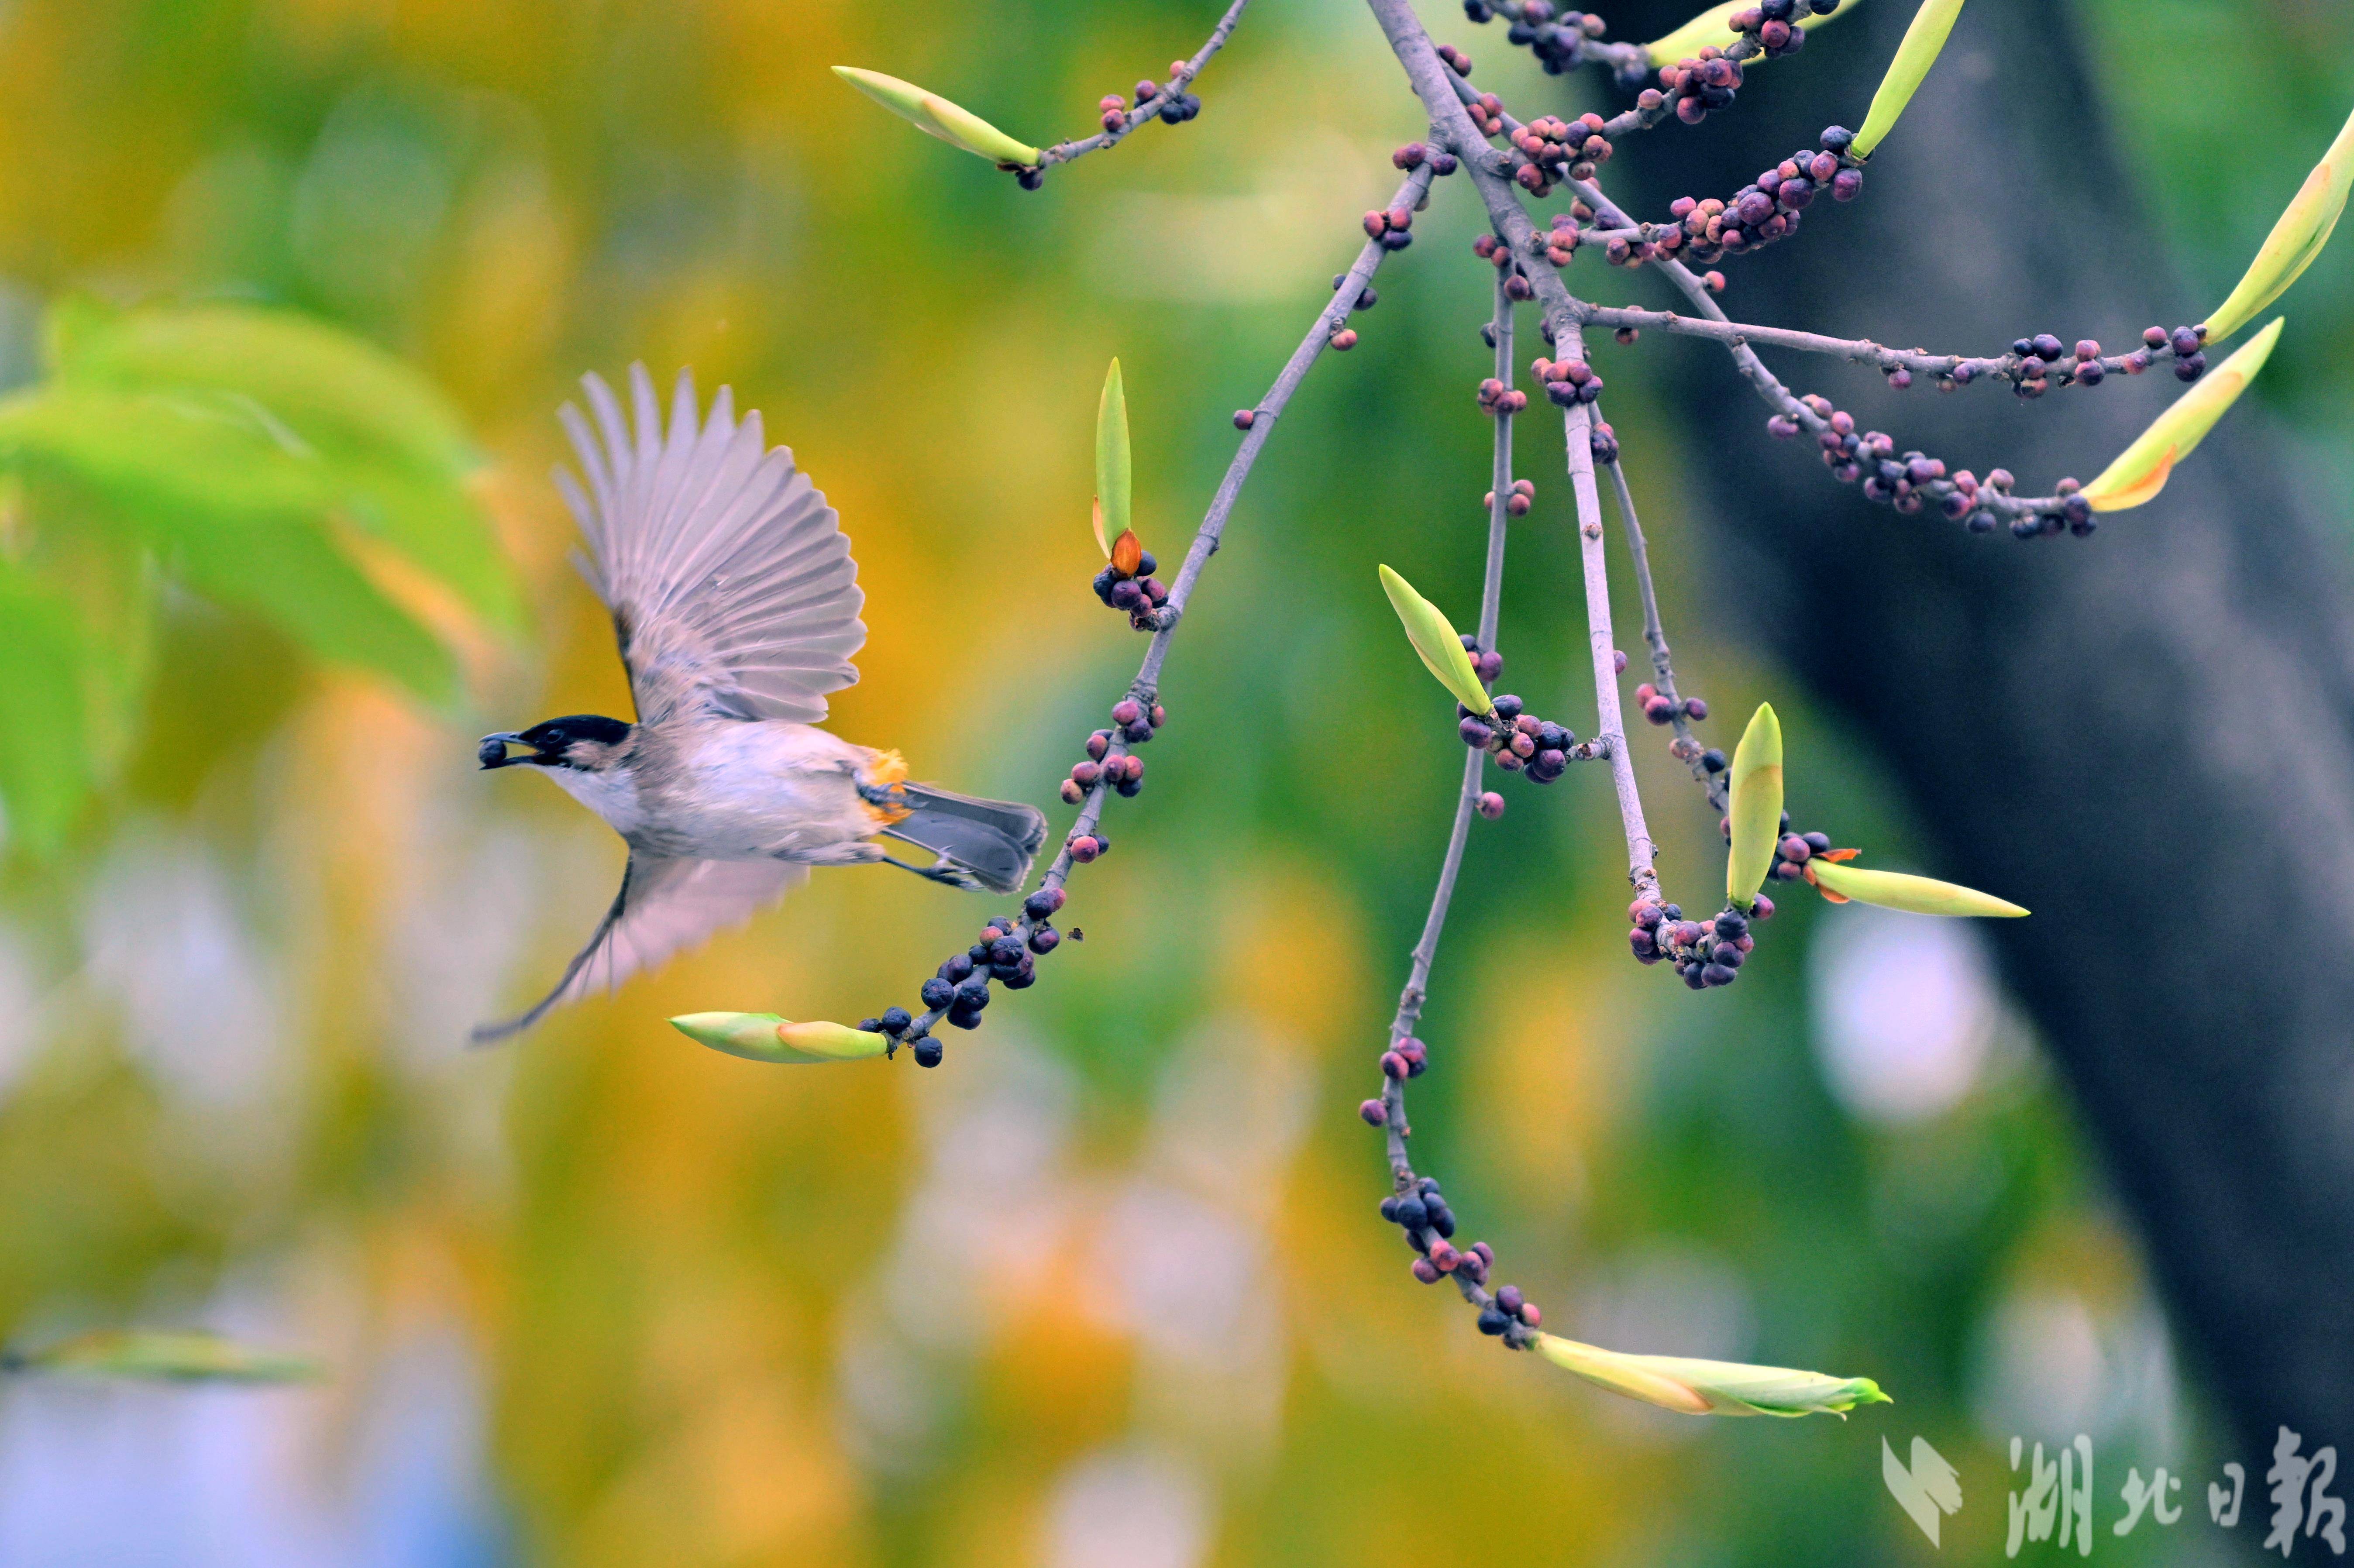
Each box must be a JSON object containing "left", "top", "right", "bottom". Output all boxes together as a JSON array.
[{"left": 478, "top": 732, "right": 526, "bottom": 770}]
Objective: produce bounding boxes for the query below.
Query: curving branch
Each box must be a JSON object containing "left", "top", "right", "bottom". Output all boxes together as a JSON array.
[{"left": 1032, "top": 0, "right": 1252, "bottom": 173}]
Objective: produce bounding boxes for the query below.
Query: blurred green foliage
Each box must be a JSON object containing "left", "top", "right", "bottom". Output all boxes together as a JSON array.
[
  {"left": 0, "top": 296, "right": 509, "bottom": 852},
  {"left": 0, "top": 0, "right": 2342, "bottom": 1564}
]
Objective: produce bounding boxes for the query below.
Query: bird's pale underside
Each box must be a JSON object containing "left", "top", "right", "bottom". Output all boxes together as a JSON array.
[{"left": 471, "top": 365, "right": 1044, "bottom": 1042}]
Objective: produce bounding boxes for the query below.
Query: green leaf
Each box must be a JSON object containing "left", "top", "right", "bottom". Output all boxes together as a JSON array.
[
  {"left": 2082, "top": 318, "right": 2282, "bottom": 512},
  {"left": 0, "top": 384, "right": 457, "bottom": 702},
  {"left": 1644, "top": 0, "right": 1857, "bottom": 66},
  {"left": 670, "top": 1012, "right": 891, "bottom": 1064},
  {"left": 832, "top": 67, "right": 1040, "bottom": 167},
  {"left": 1808, "top": 859, "right": 2027, "bottom": 916},
  {"left": 43, "top": 299, "right": 520, "bottom": 633},
  {"left": 2203, "top": 103, "right": 2354, "bottom": 344},
  {"left": 7, "top": 1329, "right": 320, "bottom": 1384},
  {"left": 1851, "top": 0, "right": 1966, "bottom": 158},
  {"left": 1377, "top": 564, "right": 1492, "bottom": 716},
  {"left": 1095, "top": 358, "right": 1129, "bottom": 558},
  {"left": 1726, "top": 702, "right": 1783, "bottom": 909},
  {"left": 0, "top": 562, "right": 94, "bottom": 856},
  {"left": 1533, "top": 1334, "right": 1889, "bottom": 1418}
]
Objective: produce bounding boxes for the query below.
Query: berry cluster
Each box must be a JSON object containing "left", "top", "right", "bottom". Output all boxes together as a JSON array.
[
  {"left": 1669, "top": 127, "right": 1863, "bottom": 263},
  {"left": 1476, "top": 371, "right": 1530, "bottom": 414},
  {"left": 1505, "top": 111, "right": 1615, "bottom": 196},
  {"left": 1761, "top": 827, "right": 1841, "bottom": 884},
  {"left": 1627, "top": 898, "right": 1768, "bottom": 988},
  {"left": 1531, "top": 353, "right": 1604, "bottom": 407},
  {"left": 1390, "top": 140, "right": 1461, "bottom": 178},
  {"left": 1633, "top": 681, "right": 1708, "bottom": 729},
  {"left": 899, "top": 886, "right": 1074, "bottom": 1064},
  {"left": 1060, "top": 697, "right": 1163, "bottom": 805},
  {"left": 1360, "top": 206, "right": 1418, "bottom": 253},
  {"left": 1459, "top": 0, "right": 1611, "bottom": 76},
  {"left": 1484, "top": 477, "right": 1536, "bottom": 517},
  {"left": 1588, "top": 416, "right": 1621, "bottom": 463},
  {"left": 1656, "top": 45, "right": 1748, "bottom": 127},
  {"left": 1471, "top": 231, "right": 1539, "bottom": 301},
  {"left": 1728, "top": 0, "right": 1842, "bottom": 58},
  {"left": 1772, "top": 393, "right": 2095, "bottom": 538},
  {"left": 1091, "top": 536, "right": 1170, "bottom": 629},
  {"left": 1059, "top": 697, "right": 1158, "bottom": 800},
  {"left": 1457, "top": 688, "right": 1585, "bottom": 787},
  {"left": 1097, "top": 73, "right": 1202, "bottom": 136},
  {"left": 2154, "top": 324, "right": 2211, "bottom": 381}
]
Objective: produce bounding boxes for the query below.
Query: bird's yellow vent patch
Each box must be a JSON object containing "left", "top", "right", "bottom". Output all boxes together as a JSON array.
[{"left": 859, "top": 750, "right": 912, "bottom": 826}]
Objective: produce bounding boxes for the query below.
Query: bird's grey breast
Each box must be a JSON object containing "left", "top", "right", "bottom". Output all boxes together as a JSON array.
[{"left": 625, "top": 719, "right": 871, "bottom": 860}]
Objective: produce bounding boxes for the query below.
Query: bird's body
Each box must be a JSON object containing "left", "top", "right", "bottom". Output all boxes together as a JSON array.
[
  {"left": 472, "top": 365, "right": 1045, "bottom": 1042},
  {"left": 542, "top": 719, "right": 887, "bottom": 863}
]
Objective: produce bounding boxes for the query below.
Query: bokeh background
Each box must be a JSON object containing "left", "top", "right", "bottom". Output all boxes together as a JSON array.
[{"left": 0, "top": 0, "right": 2347, "bottom": 1563}]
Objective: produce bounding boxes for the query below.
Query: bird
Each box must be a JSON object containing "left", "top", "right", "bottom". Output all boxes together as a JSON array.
[{"left": 470, "top": 364, "right": 1046, "bottom": 1043}]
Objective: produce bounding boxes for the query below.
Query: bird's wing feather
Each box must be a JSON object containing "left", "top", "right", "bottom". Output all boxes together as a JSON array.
[
  {"left": 469, "top": 854, "right": 806, "bottom": 1044},
  {"left": 558, "top": 364, "right": 866, "bottom": 726}
]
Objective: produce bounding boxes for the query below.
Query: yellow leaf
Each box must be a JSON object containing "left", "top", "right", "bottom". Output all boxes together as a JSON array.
[
  {"left": 832, "top": 67, "right": 1039, "bottom": 167},
  {"left": 1807, "top": 859, "right": 2027, "bottom": 916},
  {"left": 670, "top": 1012, "right": 890, "bottom": 1064},
  {"left": 2083, "top": 318, "right": 2282, "bottom": 512},
  {"left": 1097, "top": 359, "right": 1129, "bottom": 556},
  {"left": 1533, "top": 1334, "right": 1890, "bottom": 1418},
  {"left": 1852, "top": 0, "right": 1966, "bottom": 158},
  {"left": 1377, "top": 564, "right": 1492, "bottom": 716},
  {"left": 1726, "top": 702, "right": 1783, "bottom": 909},
  {"left": 2205, "top": 103, "right": 2354, "bottom": 343},
  {"left": 1644, "top": 0, "right": 1856, "bottom": 66}
]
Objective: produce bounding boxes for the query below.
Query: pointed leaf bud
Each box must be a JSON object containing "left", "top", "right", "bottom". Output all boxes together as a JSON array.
[
  {"left": 1533, "top": 1334, "right": 1890, "bottom": 1417},
  {"left": 2204, "top": 104, "right": 2354, "bottom": 343},
  {"left": 1807, "top": 859, "right": 2028, "bottom": 916},
  {"left": 1726, "top": 702, "right": 1783, "bottom": 909},
  {"left": 1096, "top": 358, "right": 1130, "bottom": 557},
  {"left": 1377, "top": 564, "right": 1493, "bottom": 716},
  {"left": 832, "top": 68, "right": 1040, "bottom": 166},
  {"left": 669, "top": 1012, "right": 889, "bottom": 1063},
  {"left": 9, "top": 1330, "right": 320, "bottom": 1383},
  {"left": 1851, "top": 0, "right": 1966, "bottom": 159},
  {"left": 2082, "top": 318, "right": 2282, "bottom": 511}
]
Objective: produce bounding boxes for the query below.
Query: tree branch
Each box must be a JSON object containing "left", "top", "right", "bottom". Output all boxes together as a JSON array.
[{"left": 1034, "top": 0, "right": 1252, "bottom": 171}]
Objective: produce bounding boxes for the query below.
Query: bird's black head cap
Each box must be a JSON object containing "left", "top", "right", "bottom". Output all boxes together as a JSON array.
[{"left": 478, "top": 714, "right": 633, "bottom": 770}]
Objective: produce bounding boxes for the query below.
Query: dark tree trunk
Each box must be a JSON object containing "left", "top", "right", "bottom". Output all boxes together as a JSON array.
[{"left": 1598, "top": 0, "right": 2354, "bottom": 1465}]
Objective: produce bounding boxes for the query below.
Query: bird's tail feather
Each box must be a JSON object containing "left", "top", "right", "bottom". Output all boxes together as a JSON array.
[{"left": 881, "top": 784, "right": 1047, "bottom": 896}]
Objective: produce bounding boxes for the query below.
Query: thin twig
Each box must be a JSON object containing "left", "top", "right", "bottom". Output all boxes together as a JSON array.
[
  {"left": 1035, "top": 0, "right": 1252, "bottom": 170},
  {"left": 1374, "top": 270, "right": 1532, "bottom": 1344},
  {"left": 1571, "top": 299, "right": 2183, "bottom": 387},
  {"left": 1605, "top": 452, "right": 1724, "bottom": 813}
]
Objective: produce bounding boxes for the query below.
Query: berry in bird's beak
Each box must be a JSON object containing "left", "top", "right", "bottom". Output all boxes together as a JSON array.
[{"left": 478, "top": 733, "right": 524, "bottom": 769}]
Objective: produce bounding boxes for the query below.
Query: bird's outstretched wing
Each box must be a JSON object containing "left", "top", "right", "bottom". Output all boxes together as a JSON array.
[
  {"left": 558, "top": 364, "right": 865, "bottom": 726},
  {"left": 470, "top": 855, "right": 806, "bottom": 1043}
]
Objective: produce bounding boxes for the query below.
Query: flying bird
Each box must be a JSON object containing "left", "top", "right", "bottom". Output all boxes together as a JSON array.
[{"left": 472, "top": 365, "right": 1046, "bottom": 1042}]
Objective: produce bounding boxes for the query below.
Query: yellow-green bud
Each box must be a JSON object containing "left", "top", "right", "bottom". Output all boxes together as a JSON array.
[
  {"left": 1532, "top": 1334, "right": 1889, "bottom": 1418},
  {"left": 669, "top": 1012, "right": 889, "bottom": 1064}
]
